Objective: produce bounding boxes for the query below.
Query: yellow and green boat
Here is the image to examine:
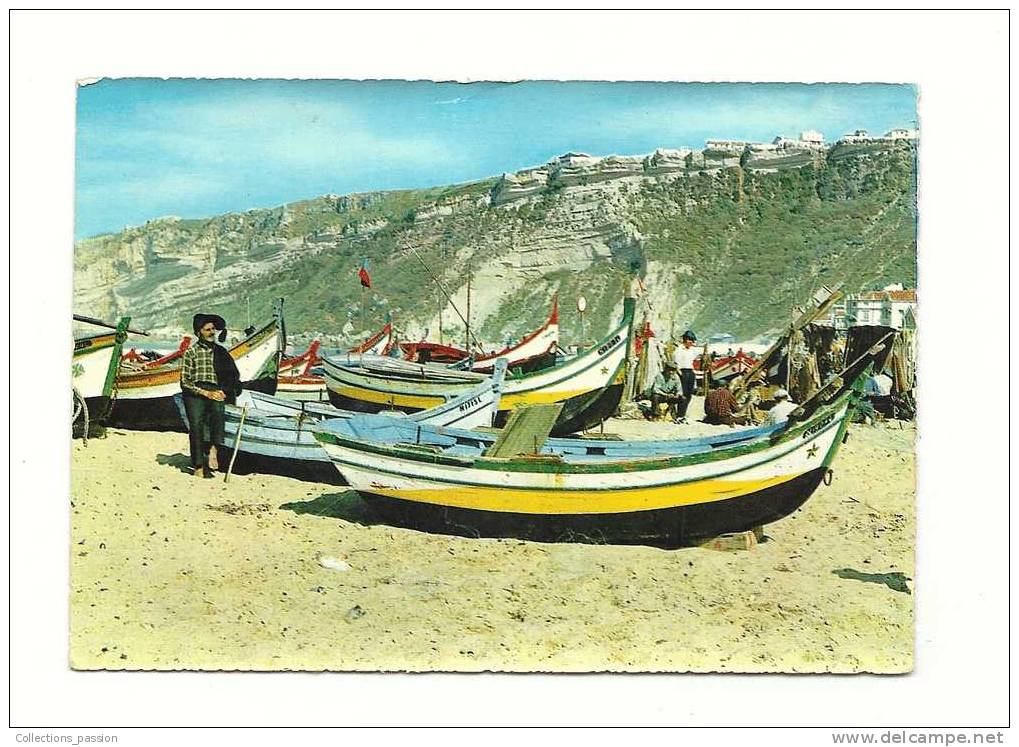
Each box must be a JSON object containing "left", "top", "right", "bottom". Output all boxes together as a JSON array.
[
  {"left": 322, "top": 298, "right": 636, "bottom": 437},
  {"left": 110, "top": 302, "right": 286, "bottom": 430},
  {"left": 72, "top": 315, "right": 133, "bottom": 435},
  {"left": 313, "top": 383, "right": 862, "bottom": 547}
]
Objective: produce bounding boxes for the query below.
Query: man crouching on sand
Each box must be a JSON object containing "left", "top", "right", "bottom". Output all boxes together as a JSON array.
[{"left": 181, "top": 313, "right": 242, "bottom": 478}]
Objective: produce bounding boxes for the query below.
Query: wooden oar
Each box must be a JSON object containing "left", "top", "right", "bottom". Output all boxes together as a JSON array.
[{"left": 224, "top": 404, "right": 249, "bottom": 483}]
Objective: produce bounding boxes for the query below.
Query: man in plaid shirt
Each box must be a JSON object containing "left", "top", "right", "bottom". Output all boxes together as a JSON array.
[
  {"left": 181, "top": 314, "right": 230, "bottom": 478},
  {"left": 704, "top": 378, "right": 751, "bottom": 426}
]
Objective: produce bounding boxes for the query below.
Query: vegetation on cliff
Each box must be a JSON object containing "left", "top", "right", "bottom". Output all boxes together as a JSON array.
[{"left": 73, "top": 141, "right": 916, "bottom": 344}]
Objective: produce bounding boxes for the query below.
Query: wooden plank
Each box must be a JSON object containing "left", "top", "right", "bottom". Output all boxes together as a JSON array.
[
  {"left": 484, "top": 403, "right": 564, "bottom": 458},
  {"left": 698, "top": 530, "right": 758, "bottom": 552}
]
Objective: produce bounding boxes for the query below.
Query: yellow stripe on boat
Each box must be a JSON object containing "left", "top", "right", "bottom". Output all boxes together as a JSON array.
[
  {"left": 332, "top": 383, "right": 447, "bottom": 410},
  {"left": 360, "top": 472, "right": 800, "bottom": 514},
  {"left": 116, "top": 369, "right": 182, "bottom": 388},
  {"left": 499, "top": 388, "right": 600, "bottom": 409}
]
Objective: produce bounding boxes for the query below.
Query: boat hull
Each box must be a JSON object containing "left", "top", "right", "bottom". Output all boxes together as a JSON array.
[
  {"left": 110, "top": 318, "right": 282, "bottom": 430},
  {"left": 325, "top": 365, "right": 623, "bottom": 434},
  {"left": 315, "top": 395, "right": 852, "bottom": 546},
  {"left": 359, "top": 467, "right": 826, "bottom": 547},
  {"left": 492, "top": 380, "right": 625, "bottom": 437},
  {"left": 276, "top": 378, "right": 329, "bottom": 401},
  {"left": 118, "top": 377, "right": 279, "bottom": 431},
  {"left": 175, "top": 360, "right": 506, "bottom": 481},
  {"left": 219, "top": 447, "right": 345, "bottom": 484},
  {"left": 72, "top": 337, "right": 118, "bottom": 401},
  {"left": 324, "top": 298, "right": 634, "bottom": 434},
  {"left": 72, "top": 320, "right": 130, "bottom": 435}
]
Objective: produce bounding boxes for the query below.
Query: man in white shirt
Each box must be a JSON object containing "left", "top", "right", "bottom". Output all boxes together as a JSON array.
[
  {"left": 672, "top": 330, "right": 700, "bottom": 423},
  {"left": 764, "top": 388, "right": 798, "bottom": 426}
]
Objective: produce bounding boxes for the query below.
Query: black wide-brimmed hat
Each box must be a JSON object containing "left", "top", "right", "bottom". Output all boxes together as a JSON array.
[{"left": 193, "top": 313, "right": 226, "bottom": 335}]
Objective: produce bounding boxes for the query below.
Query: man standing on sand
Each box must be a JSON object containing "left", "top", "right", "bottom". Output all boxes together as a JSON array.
[
  {"left": 181, "top": 313, "right": 242, "bottom": 478},
  {"left": 672, "top": 330, "right": 699, "bottom": 423}
]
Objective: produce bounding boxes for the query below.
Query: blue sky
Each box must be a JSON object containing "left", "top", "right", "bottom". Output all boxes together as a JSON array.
[{"left": 75, "top": 79, "right": 916, "bottom": 239}]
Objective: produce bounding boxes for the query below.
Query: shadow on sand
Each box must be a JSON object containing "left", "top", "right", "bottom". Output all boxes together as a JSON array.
[
  {"left": 833, "top": 568, "right": 912, "bottom": 595},
  {"left": 279, "top": 491, "right": 381, "bottom": 528},
  {"left": 156, "top": 452, "right": 192, "bottom": 474}
]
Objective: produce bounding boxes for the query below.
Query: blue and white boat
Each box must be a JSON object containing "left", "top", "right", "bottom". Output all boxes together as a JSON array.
[{"left": 176, "top": 359, "right": 508, "bottom": 482}]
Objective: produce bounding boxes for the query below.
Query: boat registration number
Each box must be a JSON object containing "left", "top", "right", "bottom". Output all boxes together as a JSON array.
[
  {"left": 802, "top": 413, "right": 835, "bottom": 438},
  {"left": 459, "top": 396, "right": 482, "bottom": 412},
  {"left": 598, "top": 334, "right": 621, "bottom": 357}
]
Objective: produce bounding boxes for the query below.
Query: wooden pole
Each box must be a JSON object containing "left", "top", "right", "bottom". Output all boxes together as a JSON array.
[
  {"left": 360, "top": 285, "right": 366, "bottom": 338},
  {"left": 224, "top": 404, "right": 249, "bottom": 483},
  {"left": 465, "top": 263, "right": 472, "bottom": 354},
  {"left": 701, "top": 344, "right": 710, "bottom": 396},
  {"left": 437, "top": 277, "right": 444, "bottom": 345},
  {"left": 73, "top": 314, "right": 149, "bottom": 336},
  {"left": 407, "top": 246, "right": 482, "bottom": 349},
  {"left": 785, "top": 332, "right": 794, "bottom": 395}
]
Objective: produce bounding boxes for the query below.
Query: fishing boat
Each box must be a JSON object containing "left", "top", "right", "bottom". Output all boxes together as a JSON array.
[
  {"left": 312, "top": 382, "right": 861, "bottom": 547},
  {"left": 176, "top": 359, "right": 508, "bottom": 482},
  {"left": 270, "top": 324, "right": 397, "bottom": 402},
  {"left": 277, "top": 340, "right": 328, "bottom": 400},
  {"left": 322, "top": 297, "right": 635, "bottom": 436},
  {"left": 402, "top": 296, "right": 560, "bottom": 374},
  {"left": 280, "top": 340, "right": 321, "bottom": 376},
  {"left": 121, "top": 337, "right": 190, "bottom": 368},
  {"left": 694, "top": 349, "right": 759, "bottom": 382},
  {"left": 72, "top": 315, "right": 136, "bottom": 435},
  {"left": 276, "top": 370, "right": 328, "bottom": 401},
  {"left": 109, "top": 303, "right": 286, "bottom": 430},
  {"left": 350, "top": 322, "right": 394, "bottom": 355}
]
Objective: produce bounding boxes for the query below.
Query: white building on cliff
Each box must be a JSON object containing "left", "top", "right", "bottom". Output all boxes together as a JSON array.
[{"left": 823, "top": 284, "right": 917, "bottom": 330}]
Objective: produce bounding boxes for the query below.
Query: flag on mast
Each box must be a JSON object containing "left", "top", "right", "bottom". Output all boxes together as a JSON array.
[{"left": 358, "top": 258, "right": 372, "bottom": 289}]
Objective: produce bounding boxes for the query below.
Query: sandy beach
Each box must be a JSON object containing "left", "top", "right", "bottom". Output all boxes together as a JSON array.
[{"left": 69, "top": 408, "right": 914, "bottom": 673}]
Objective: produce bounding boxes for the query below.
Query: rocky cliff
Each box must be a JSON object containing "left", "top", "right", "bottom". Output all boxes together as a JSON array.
[{"left": 74, "top": 139, "right": 917, "bottom": 345}]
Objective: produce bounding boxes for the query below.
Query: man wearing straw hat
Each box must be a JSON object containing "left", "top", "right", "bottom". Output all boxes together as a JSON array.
[{"left": 181, "top": 313, "right": 242, "bottom": 478}]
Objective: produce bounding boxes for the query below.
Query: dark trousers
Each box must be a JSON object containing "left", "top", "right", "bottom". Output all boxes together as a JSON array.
[
  {"left": 677, "top": 369, "right": 696, "bottom": 417},
  {"left": 650, "top": 392, "right": 682, "bottom": 420},
  {"left": 182, "top": 389, "right": 225, "bottom": 469}
]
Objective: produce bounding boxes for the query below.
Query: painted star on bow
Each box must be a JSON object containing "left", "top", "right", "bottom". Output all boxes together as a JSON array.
[
  {"left": 600, "top": 366, "right": 609, "bottom": 375},
  {"left": 807, "top": 444, "right": 819, "bottom": 458}
]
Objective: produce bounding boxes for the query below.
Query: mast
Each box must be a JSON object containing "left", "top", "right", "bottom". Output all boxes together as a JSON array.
[
  {"left": 437, "top": 274, "right": 443, "bottom": 345},
  {"left": 407, "top": 245, "right": 482, "bottom": 350},
  {"left": 465, "top": 262, "right": 472, "bottom": 354}
]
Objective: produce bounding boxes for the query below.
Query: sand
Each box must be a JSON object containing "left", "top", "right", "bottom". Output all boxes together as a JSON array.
[{"left": 69, "top": 408, "right": 915, "bottom": 673}]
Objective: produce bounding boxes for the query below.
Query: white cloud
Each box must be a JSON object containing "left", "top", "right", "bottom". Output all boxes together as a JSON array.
[{"left": 81, "top": 90, "right": 462, "bottom": 176}]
